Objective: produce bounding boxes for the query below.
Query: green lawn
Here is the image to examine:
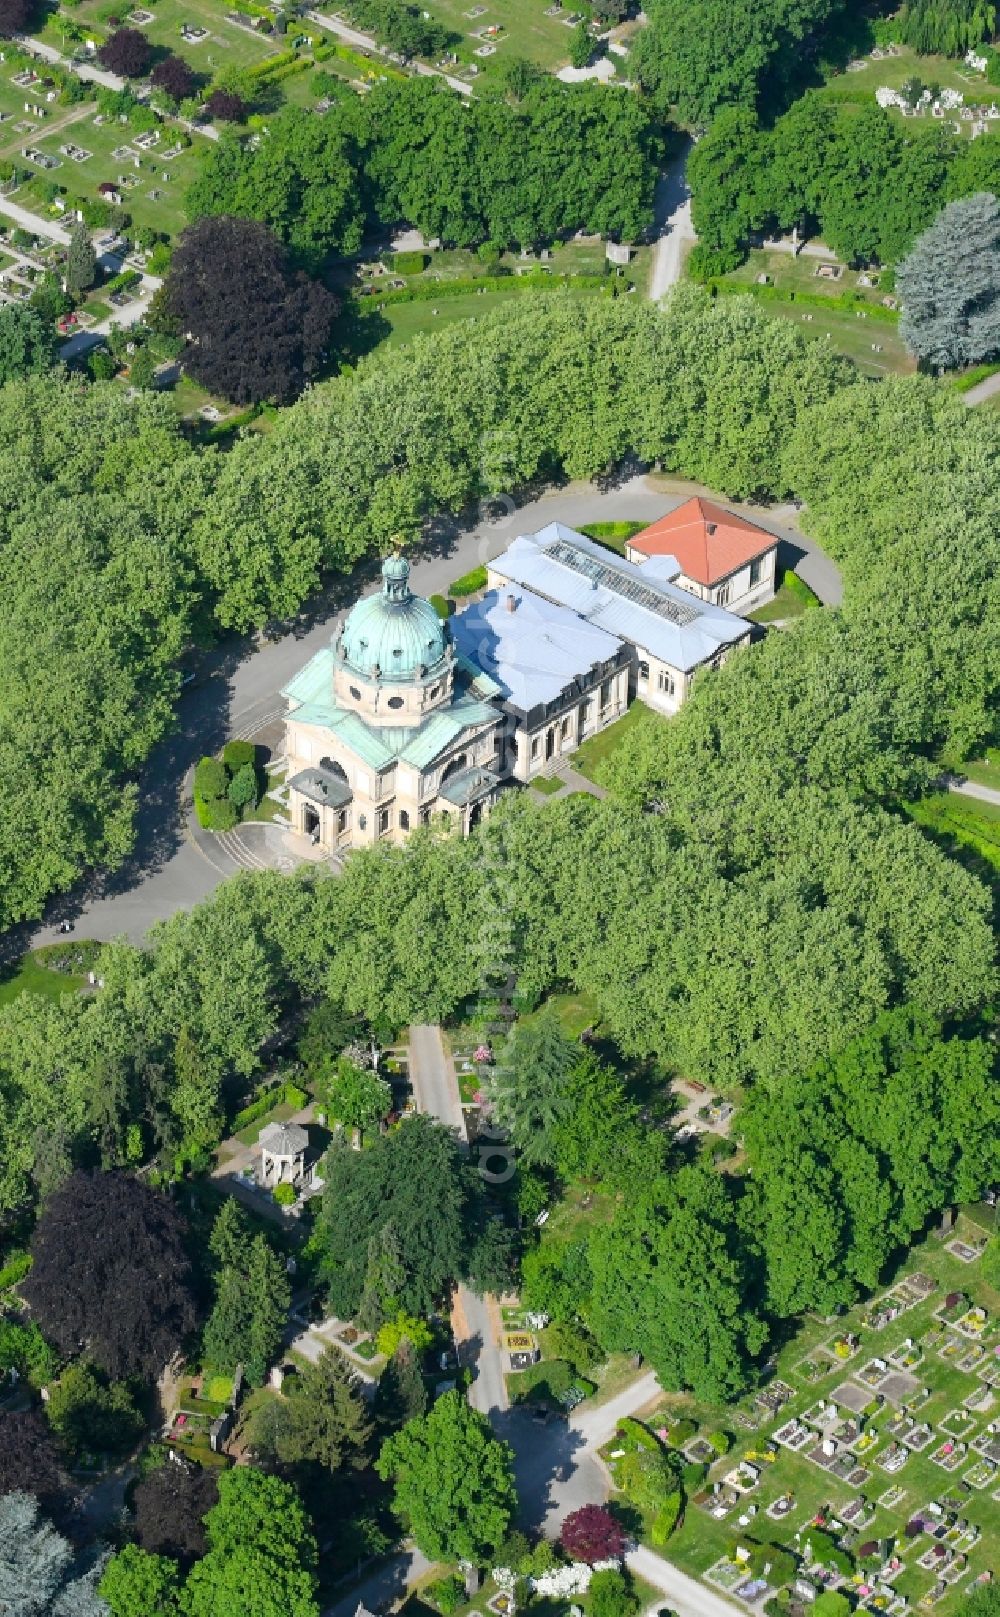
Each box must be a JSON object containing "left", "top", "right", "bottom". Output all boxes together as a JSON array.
[
  {"left": 578, "top": 519, "right": 647, "bottom": 555},
  {"left": 14, "top": 109, "right": 206, "bottom": 239},
  {"left": 342, "top": 0, "right": 594, "bottom": 83},
  {"left": 530, "top": 773, "right": 564, "bottom": 795},
  {"left": 570, "top": 701, "right": 666, "bottom": 783},
  {"left": 904, "top": 790, "right": 1000, "bottom": 876},
  {"left": 0, "top": 950, "right": 86, "bottom": 1005},
  {"left": 358, "top": 282, "right": 612, "bottom": 351},
  {"left": 712, "top": 249, "right": 914, "bottom": 378},
  {"left": 817, "top": 43, "right": 989, "bottom": 136},
  {"left": 42, "top": 0, "right": 284, "bottom": 77},
  {"left": 749, "top": 569, "right": 820, "bottom": 623},
  {"left": 959, "top": 750, "right": 1000, "bottom": 792},
  {"left": 635, "top": 1222, "right": 1000, "bottom": 1613}
]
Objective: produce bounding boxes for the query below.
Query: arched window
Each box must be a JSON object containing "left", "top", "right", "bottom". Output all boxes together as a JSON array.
[
  {"left": 441, "top": 752, "right": 468, "bottom": 783},
  {"left": 399, "top": 810, "right": 410, "bottom": 831}
]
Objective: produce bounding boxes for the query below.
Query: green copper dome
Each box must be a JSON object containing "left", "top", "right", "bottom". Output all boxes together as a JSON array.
[{"left": 338, "top": 554, "right": 448, "bottom": 682}]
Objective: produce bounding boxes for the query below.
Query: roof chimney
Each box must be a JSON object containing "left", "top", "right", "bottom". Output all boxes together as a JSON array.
[
  {"left": 505, "top": 592, "right": 517, "bottom": 613},
  {"left": 706, "top": 522, "right": 717, "bottom": 536}
]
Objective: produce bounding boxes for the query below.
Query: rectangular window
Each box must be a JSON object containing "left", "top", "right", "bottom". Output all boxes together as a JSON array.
[
  {"left": 377, "top": 807, "right": 391, "bottom": 836},
  {"left": 658, "top": 670, "right": 675, "bottom": 696},
  {"left": 560, "top": 716, "right": 571, "bottom": 739},
  {"left": 600, "top": 677, "right": 612, "bottom": 710},
  {"left": 531, "top": 737, "right": 540, "bottom": 759},
  {"left": 638, "top": 660, "right": 650, "bottom": 683},
  {"left": 749, "top": 556, "right": 763, "bottom": 587}
]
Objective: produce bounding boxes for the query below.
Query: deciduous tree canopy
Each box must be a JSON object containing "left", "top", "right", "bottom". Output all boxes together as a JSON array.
[
  {"left": 377, "top": 1390, "right": 516, "bottom": 1562},
  {"left": 164, "top": 216, "right": 339, "bottom": 404},
  {"left": 24, "top": 1171, "right": 199, "bottom": 1380}
]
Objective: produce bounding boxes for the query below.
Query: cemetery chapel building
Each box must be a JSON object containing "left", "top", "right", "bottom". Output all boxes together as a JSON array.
[{"left": 282, "top": 528, "right": 753, "bottom": 854}]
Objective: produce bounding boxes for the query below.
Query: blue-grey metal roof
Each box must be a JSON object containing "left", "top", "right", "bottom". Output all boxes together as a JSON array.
[
  {"left": 491, "top": 523, "right": 749, "bottom": 672},
  {"left": 283, "top": 646, "right": 498, "bottom": 772},
  {"left": 451, "top": 584, "right": 622, "bottom": 709}
]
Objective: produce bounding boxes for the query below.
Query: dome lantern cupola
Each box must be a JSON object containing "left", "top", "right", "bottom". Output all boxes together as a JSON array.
[{"left": 333, "top": 553, "right": 455, "bottom": 725}]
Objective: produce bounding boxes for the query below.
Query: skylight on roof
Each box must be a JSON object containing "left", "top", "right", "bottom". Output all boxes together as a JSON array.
[{"left": 543, "top": 539, "right": 701, "bottom": 628}]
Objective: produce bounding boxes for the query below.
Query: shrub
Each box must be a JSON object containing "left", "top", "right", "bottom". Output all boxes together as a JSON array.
[
  {"left": 510, "top": 1356, "right": 574, "bottom": 1403},
  {"left": 0, "top": 1251, "right": 32, "bottom": 1290},
  {"left": 375, "top": 1311, "right": 434, "bottom": 1358},
  {"left": 0, "top": 1318, "right": 58, "bottom": 1387},
  {"left": 561, "top": 1504, "right": 627, "bottom": 1564},
  {"left": 681, "top": 1460, "right": 707, "bottom": 1491},
  {"left": 668, "top": 1417, "right": 696, "bottom": 1444},
  {"left": 231, "top": 1084, "right": 284, "bottom": 1132},
  {"left": 195, "top": 795, "right": 238, "bottom": 832},
  {"left": 688, "top": 242, "right": 744, "bottom": 281},
  {"left": 429, "top": 593, "right": 452, "bottom": 619},
  {"left": 223, "top": 739, "right": 256, "bottom": 771},
  {"left": 392, "top": 251, "right": 428, "bottom": 275},
  {"left": 650, "top": 1489, "right": 682, "bottom": 1546},
  {"left": 272, "top": 1181, "right": 296, "bottom": 1206},
  {"left": 428, "top": 1574, "right": 465, "bottom": 1614},
  {"left": 617, "top": 1416, "right": 662, "bottom": 1451},
  {"left": 542, "top": 1318, "right": 600, "bottom": 1372},
  {"left": 706, "top": 1429, "right": 730, "bottom": 1455},
  {"left": 616, "top": 1446, "right": 679, "bottom": 1516},
  {"left": 589, "top": 1569, "right": 639, "bottom": 1617},
  {"left": 227, "top": 762, "right": 259, "bottom": 814},
  {"left": 284, "top": 1082, "right": 308, "bottom": 1110},
  {"left": 194, "top": 756, "right": 227, "bottom": 801},
  {"left": 448, "top": 564, "right": 488, "bottom": 596}
]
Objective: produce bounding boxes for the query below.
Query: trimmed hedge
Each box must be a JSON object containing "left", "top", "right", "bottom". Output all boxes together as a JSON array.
[
  {"left": 232, "top": 1078, "right": 307, "bottom": 1133},
  {"left": 223, "top": 740, "right": 257, "bottom": 771},
  {"left": 195, "top": 795, "right": 237, "bottom": 832},
  {"left": 707, "top": 277, "right": 900, "bottom": 325},
  {"left": 195, "top": 756, "right": 227, "bottom": 800},
  {"left": 781, "top": 569, "right": 821, "bottom": 611},
  {"left": 429, "top": 593, "right": 452, "bottom": 619},
  {"left": 449, "top": 564, "right": 487, "bottom": 596},
  {"left": 367, "top": 271, "right": 609, "bottom": 309}
]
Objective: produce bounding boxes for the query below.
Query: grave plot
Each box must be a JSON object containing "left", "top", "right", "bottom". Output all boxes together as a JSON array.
[
  {"left": 841, "top": 1495, "right": 877, "bottom": 1528},
  {"left": 971, "top": 1428, "right": 1000, "bottom": 1461},
  {"left": 889, "top": 1338, "right": 923, "bottom": 1370},
  {"left": 755, "top": 1379, "right": 795, "bottom": 1418},
  {"left": 877, "top": 1484, "right": 908, "bottom": 1511},
  {"left": 940, "top": 1408, "right": 977, "bottom": 1438},
  {"left": 829, "top": 1332, "right": 861, "bottom": 1361},
  {"left": 865, "top": 1295, "right": 908, "bottom": 1331},
  {"left": 902, "top": 1422, "right": 934, "bottom": 1452},
  {"left": 881, "top": 1370, "right": 924, "bottom": 1405},
  {"left": 774, "top": 1417, "right": 812, "bottom": 1451},
  {"left": 931, "top": 1439, "right": 967, "bottom": 1471},
  {"left": 877, "top": 1442, "right": 909, "bottom": 1474},
  {"left": 859, "top": 1358, "right": 892, "bottom": 1389},
  {"left": 946, "top": 1238, "right": 984, "bottom": 1263},
  {"left": 765, "top": 1493, "right": 795, "bottom": 1521},
  {"left": 797, "top": 1350, "right": 836, "bottom": 1383},
  {"left": 955, "top": 1307, "right": 989, "bottom": 1340},
  {"left": 833, "top": 1382, "right": 873, "bottom": 1415},
  {"left": 935, "top": 1292, "right": 970, "bottom": 1327},
  {"left": 963, "top": 1382, "right": 994, "bottom": 1412},
  {"left": 963, "top": 1457, "right": 996, "bottom": 1488}
]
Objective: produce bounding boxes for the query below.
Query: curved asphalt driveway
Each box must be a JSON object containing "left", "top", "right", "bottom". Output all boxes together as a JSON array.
[{"left": 25, "top": 475, "right": 840, "bottom": 947}]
